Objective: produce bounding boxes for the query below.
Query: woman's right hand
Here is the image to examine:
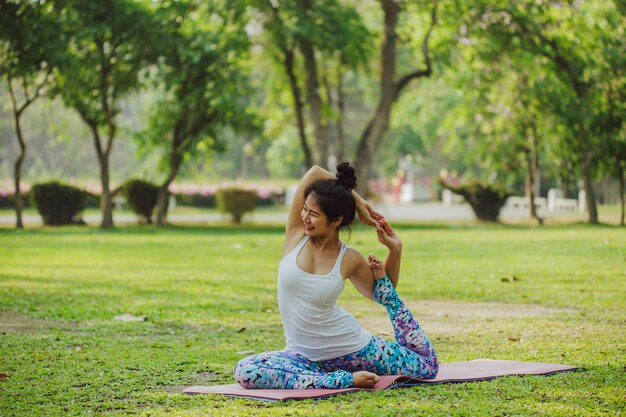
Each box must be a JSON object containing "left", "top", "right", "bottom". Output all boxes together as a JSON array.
[{"left": 375, "top": 219, "right": 402, "bottom": 252}]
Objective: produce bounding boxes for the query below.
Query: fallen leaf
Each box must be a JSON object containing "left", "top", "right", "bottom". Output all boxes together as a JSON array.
[
  {"left": 236, "top": 350, "right": 255, "bottom": 356},
  {"left": 237, "top": 327, "right": 246, "bottom": 333},
  {"left": 0, "top": 374, "right": 8, "bottom": 380}
]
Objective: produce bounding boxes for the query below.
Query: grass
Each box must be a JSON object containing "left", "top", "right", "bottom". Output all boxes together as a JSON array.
[{"left": 0, "top": 223, "right": 624, "bottom": 416}]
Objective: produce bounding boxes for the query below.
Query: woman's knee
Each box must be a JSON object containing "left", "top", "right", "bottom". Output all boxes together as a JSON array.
[{"left": 233, "top": 355, "right": 257, "bottom": 388}]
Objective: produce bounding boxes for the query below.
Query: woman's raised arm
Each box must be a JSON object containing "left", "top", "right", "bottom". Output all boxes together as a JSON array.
[
  {"left": 376, "top": 220, "right": 402, "bottom": 288},
  {"left": 283, "top": 166, "right": 334, "bottom": 253},
  {"left": 283, "top": 165, "right": 383, "bottom": 254}
]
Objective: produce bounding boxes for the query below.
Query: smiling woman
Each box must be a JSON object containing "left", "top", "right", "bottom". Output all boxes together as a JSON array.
[{"left": 233, "top": 162, "right": 439, "bottom": 390}]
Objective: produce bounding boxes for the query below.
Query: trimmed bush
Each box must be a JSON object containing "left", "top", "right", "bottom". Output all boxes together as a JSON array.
[
  {"left": 175, "top": 192, "right": 216, "bottom": 208},
  {"left": 121, "top": 179, "right": 159, "bottom": 224},
  {"left": 256, "top": 190, "right": 284, "bottom": 207},
  {"left": 0, "top": 192, "right": 13, "bottom": 208},
  {"left": 83, "top": 191, "right": 100, "bottom": 209},
  {"left": 440, "top": 179, "right": 509, "bottom": 222},
  {"left": 0, "top": 191, "right": 33, "bottom": 209},
  {"left": 216, "top": 187, "right": 257, "bottom": 224},
  {"left": 31, "top": 182, "right": 85, "bottom": 225}
]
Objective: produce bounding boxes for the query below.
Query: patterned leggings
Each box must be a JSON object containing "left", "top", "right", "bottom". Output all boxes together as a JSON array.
[{"left": 234, "top": 276, "right": 438, "bottom": 389}]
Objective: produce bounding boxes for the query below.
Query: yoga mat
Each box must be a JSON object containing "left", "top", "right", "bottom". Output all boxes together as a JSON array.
[{"left": 183, "top": 359, "right": 579, "bottom": 401}]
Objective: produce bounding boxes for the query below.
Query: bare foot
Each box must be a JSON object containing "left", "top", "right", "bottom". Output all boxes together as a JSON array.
[{"left": 352, "top": 371, "right": 380, "bottom": 388}]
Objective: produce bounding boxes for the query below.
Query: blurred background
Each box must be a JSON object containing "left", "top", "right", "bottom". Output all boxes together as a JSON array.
[{"left": 1, "top": 0, "right": 623, "bottom": 227}]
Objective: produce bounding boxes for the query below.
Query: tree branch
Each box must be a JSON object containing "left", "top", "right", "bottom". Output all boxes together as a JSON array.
[
  {"left": 511, "top": 12, "right": 587, "bottom": 99},
  {"left": 392, "top": 0, "right": 438, "bottom": 101}
]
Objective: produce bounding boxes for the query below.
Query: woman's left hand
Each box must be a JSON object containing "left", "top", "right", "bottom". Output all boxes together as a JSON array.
[
  {"left": 356, "top": 201, "right": 384, "bottom": 227},
  {"left": 376, "top": 219, "right": 402, "bottom": 252}
]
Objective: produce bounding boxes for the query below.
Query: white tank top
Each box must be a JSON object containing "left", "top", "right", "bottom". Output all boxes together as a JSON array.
[{"left": 277, "top": 236, "right": 372, "bottom": 361}]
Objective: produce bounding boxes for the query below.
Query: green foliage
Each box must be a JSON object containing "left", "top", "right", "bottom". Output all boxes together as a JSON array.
[
  {"left": 174, "top": 192, "right": 216, "bottom": 208},
  {"left": 441, "top": 179, "right": 509, "bottom": 222},
  {"left": 0, "top": 191, "right": 33, "bottom": 209},
  {"left": 251, "top": 0, "right": 373, "bottom": 167},
  {"left": 0, "top": 193, "right": 12, "bottom": 208},
  {"left": 138, "top": 0, "right": 257, "bottom": 177},
  {"left": 54, "top": 0, "right": 159, "bottom": 127},
  {"left": 121, "top": 179, "right": 159, "bottom": 224},
  {"left": 452, "top": 0, "right": 626, "bottom": 221},
  {"left": 30, "top": 181, "right": 85, "bottom": 225},
  {"left": 253, "top": 0, "right": 372, "bottom": 67},
  {"left": 215, "top": 187, "right": 256, "bottom": 224},
  {"left": 0, "top": 0, "right": 64, "bottom": 79},
  {"left": 82, "top": 190, "right": 100, "bottom": 209}
]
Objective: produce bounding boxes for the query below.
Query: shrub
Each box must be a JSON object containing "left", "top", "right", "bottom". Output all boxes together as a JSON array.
[
  {"left": 121, "top": 179, "right": 160, "bottom": 224},
  {"left": 83, "top": 191, "right": 100, "bottom": 209},
  {"left": 256, "top": 190, "right": 283, "bottom": 207},
  {"left": 175, "top": 192, "right": 216, "bottom": 208},
  {"left": 440, "top": 179, "right": 509, "bottom": 222},
  {"left": 0, "top": 191, "right": 13, "bottom": 208},
  {"left": 0, "top": 190, "right": 33, "bottom": 209},
  {"left": 216, "top": 187, "right": 257, "bottom": 224},
  {"left": 31, "top": 182, "right": 85, "bottom": 225}
]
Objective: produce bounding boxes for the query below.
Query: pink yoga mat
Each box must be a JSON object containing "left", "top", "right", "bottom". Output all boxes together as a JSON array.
[{"left": 183, "top": 359, "right": 578, "bottom": 401}]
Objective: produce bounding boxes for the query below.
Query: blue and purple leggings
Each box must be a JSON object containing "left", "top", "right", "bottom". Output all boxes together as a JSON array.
[{"left": 234, "top": 276, "right": 439, "bottom": 389}]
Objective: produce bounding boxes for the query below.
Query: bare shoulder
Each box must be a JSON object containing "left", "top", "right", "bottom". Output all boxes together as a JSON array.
[
  {"left": 341, "top": 246, "right": 367, "bottom": 278},
  {"left": 282, "top": 228, "right": 305, "bottom": 258}
]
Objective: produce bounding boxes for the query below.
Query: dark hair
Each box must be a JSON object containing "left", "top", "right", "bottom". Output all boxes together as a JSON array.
[{"left": 304, "top": 161, "right": 357, "bottom": 230}]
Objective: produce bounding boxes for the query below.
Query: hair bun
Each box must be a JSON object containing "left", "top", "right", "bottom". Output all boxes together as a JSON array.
[{"left": 336, "top": 161, "right": 357, "bottom": 190}]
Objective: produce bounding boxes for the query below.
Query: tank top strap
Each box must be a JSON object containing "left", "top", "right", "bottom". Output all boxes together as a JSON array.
[
  {"left": 331, "top": 242, "right": 349, "bottom": 274},
  {"left": 291, "top": 235, "right": 310, "bottom": 256}
]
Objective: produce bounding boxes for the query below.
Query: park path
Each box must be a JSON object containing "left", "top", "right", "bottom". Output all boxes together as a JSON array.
[{"left": 0, "top": 202, "right": 580, "bottom": 226}]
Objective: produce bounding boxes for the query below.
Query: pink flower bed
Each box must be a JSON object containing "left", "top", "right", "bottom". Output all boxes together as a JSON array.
[{"left": 168, "top": 182, "right": 283, "bottom": 199}]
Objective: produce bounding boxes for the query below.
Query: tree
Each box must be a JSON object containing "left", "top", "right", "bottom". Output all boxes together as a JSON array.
[
  {"left": 142, "top": 0, "right": 256, "bottom": 226},
  {"left": 253, "top": 0, "right": 372, "bottom": 168},
  {"left": 0, "top": 0, "right": 61, "bottom": 228},
  {"left": 458, "top": 0, "right": 625, "bottom": 224},
  {"left": 353, "top": 0, "right": 440, "bottom": 188},
  {"left": 53, "top": 0, "right": 158, "bottom": 228},
  {"left": 450, "top": 60, "right": 553, "bottom": 225}
]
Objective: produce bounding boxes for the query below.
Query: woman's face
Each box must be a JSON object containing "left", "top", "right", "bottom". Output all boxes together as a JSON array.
[{"left": 301, "top": 194, "right": 339, "bottom": 236}]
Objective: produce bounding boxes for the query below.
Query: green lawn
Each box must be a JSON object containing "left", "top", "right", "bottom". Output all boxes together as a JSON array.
[{"left": 0, "top": 224, "right": 624, "bottom": 416}]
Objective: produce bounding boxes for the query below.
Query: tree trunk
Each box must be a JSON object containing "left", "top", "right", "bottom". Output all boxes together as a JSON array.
[
  {"left": 7, "top": 71, "right": 51, "bottom": 229},
  {"left": 297, "top": 0, "right": 329, "bottom": 168},
  {"left": 99, "top": 153, "right": 114, "bottom": 228},
  {"left": 354, "top": 0, "right": 437, "bottom": 191},
  {"left": 87, "top": 122, "right": 114, "bottom": 228},
  {"left": 300, "top": 38, "right": 328, "bottom": 167},
  {"left": 581, "top": 152, "right": 599, "bottom": 224},
  {"left": 283, "top": 48, "right": 313, "bottom": 168},
  {"left": 524, "top": 148, "right": 542, "bottom": 225},
  {"left": 322, "top": 69, "right": 336, "bottom": 166},
  {"left": 526, "top": 129, "right": 543, "bottom": 225},
  {"left": 355, "top": 0, "right": 399, "bottom": 190},
  {"left": 335, "top": 67, "right": 346, "bottom": 162},
  {"left": 617, "top": 155, "right": 625, "bottom": 226},
  {"left": 155, "top": 146, "right": 182, "bottom": 226},
  {"left": 11, "top": 106, "right": 26, "bottom": 230},
  {"left": 155, "top": 186, "right": 169, "bottom": 227}
]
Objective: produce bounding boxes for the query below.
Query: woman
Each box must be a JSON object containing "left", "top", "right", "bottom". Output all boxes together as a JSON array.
[{"left": 234, "top": 162, "right": 438, "bottom": 389}]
